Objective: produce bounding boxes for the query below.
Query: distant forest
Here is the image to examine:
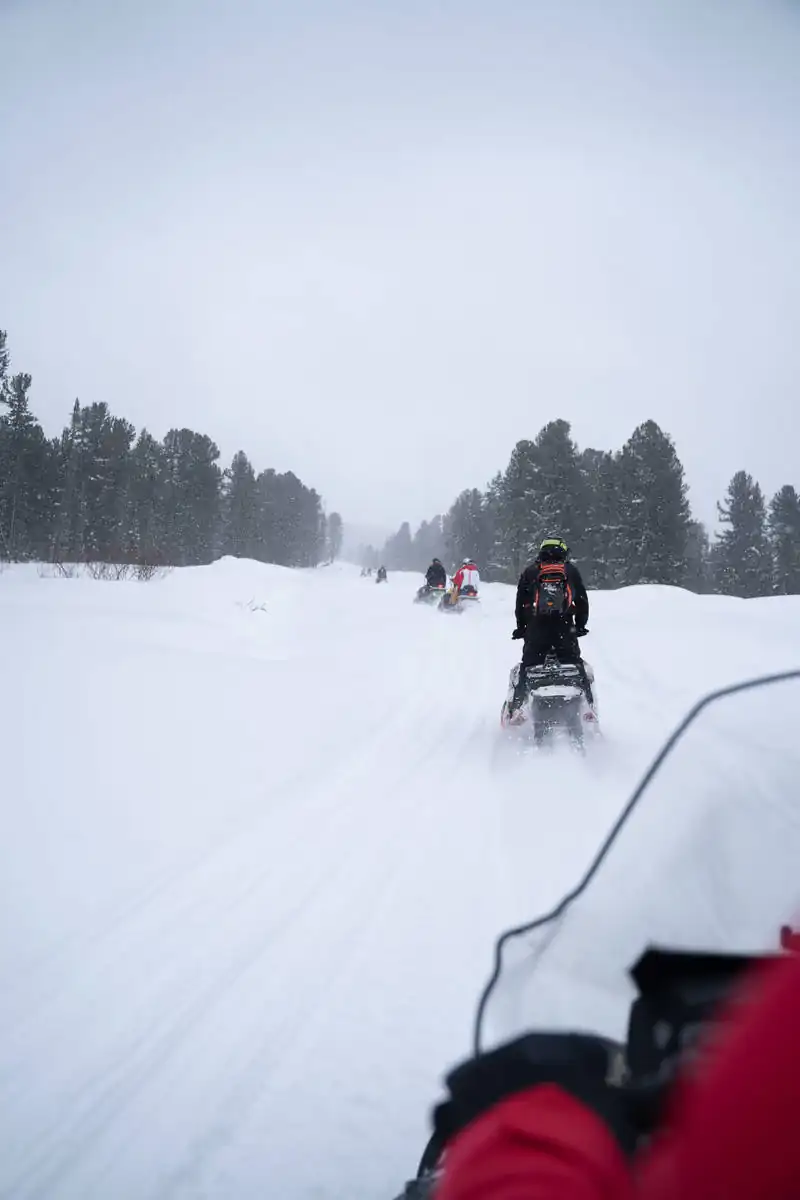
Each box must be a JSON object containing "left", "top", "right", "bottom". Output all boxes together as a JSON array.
[
  {"left": 0, "top": 328, "right": 342, "bottom": 570},
  {"left": 366, "top": 419, "right": 800, "bottom": 598}
]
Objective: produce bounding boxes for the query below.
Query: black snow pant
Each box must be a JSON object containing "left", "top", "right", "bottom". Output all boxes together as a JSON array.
[{"left": 513, "top": 619, "right": 592, "bottom": 706}]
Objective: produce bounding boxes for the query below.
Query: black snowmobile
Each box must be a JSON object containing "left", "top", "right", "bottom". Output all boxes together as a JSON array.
[
  {"left": 396, "top": 668, "right": 800, "bottom": 1198},
  {"left": 500, "top": 653, "right": 598, "bottom": 747},
  {"left": 414, "top": 583, "right": 446, "bottom": 605}
]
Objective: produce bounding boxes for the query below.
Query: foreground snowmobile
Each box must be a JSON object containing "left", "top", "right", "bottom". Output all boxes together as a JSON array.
[
  {"left": 396, "top": 669, "right": 800, "bottom": 1198},
  {"left": 500, "top": 653, "right": 598, "bottom": 747},
  {"left": 414, "top": 583, "right": 446, "bottom": 605}
]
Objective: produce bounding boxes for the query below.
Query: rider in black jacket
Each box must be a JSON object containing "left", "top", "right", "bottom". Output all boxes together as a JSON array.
[
  {"left": 425, "top": 559, "right": 447, "bottom": 589},
  {"left": 509, "top": 537, "right": 592, "bottom": 713}
]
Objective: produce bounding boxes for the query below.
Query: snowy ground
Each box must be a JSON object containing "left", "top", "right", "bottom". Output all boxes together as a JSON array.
[{"left": 3, "top": 560, "right": 800, "bottom": 1200}]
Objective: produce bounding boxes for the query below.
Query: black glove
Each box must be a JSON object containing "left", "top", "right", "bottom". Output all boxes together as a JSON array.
[
  {"left": 432, "top": 1033, "right": 638, "bottom": 1157},
  {"left": 511, "top": 628, "right": 525, "bottom": 640},
  {"left": 575, "top": 626, "right": 589, "bottom": 637}
]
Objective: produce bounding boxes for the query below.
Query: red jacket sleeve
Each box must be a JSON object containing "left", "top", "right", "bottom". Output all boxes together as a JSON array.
[
  {"left": 453, "top": 569, "right": 464, "bottom": 589},
  {"left": 436, "top": 954, "right": 800, "bottom": 1200},
  {"left": 436, "top": 1085, "right": 634, "bottom": 1200}
]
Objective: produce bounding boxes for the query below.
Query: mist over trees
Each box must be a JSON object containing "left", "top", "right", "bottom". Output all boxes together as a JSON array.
[
  {"left": 378, "top": 417, "right": 800, "bottom": 598},
  {"left": 0, "top": 329, "right": 332, "bottom": 569}
]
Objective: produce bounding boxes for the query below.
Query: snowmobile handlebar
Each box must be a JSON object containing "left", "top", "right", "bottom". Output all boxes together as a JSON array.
[
  {"left": 611, "top": 945, "right": 769, "bottom": 1142},
  {"left": 399, "top": 945, "right": 763, "bottom": 1200}
]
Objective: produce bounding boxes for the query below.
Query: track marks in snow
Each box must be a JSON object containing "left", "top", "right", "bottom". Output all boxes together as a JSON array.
[
  {"left": 8, "top": 566, "right": 793, "bottom": 1199},
  {"left": 1, "top": 660, "right": 502, "bottom": 1200}
]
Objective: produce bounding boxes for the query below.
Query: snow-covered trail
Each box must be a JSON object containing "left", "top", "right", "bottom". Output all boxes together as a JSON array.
[{"left": 3, "top": 561, "right": 800, "bottom": 1200}]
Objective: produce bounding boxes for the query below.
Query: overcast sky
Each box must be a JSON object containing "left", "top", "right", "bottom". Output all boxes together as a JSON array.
[{"left": 2, "top": 0, "right": 798, "bottom": 537}]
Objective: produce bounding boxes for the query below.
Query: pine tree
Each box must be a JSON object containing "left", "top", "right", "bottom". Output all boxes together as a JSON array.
[
  {"left": 128, "top": 430, "right": 167, "bottom": 564},
  {"left": 527, "top": 420, "right": 585, "bottom": 555},
  {"left": 483, "top": 472, "right": 513, "bottom": 580},
  {"left": 617, "top": 421, "right": 690, "bottom": 585},
  {"left": 445, "top": 488, "right": 493, "bottom": 572},
  {"left": 255, "top": 469, "right": 325, "bottom": 567},
  {"left": 222, "top": 451, "right": 258, "bottom": 558},
  {"left": 60, "top": 401, "right": 134, "bottom": 561},
  {"left": 490, "top": 422, "right": 586, "bottom": 579},
  {"left": 89, "top": 411, "right": 136, "bottom": 560},
  {"left": 685, "top": 520, "right": 713, "bottom": 594},
  {"left": 382, "top": 521, "right": 414, "bottom": 570},
  {"left": 714, "top": 471, "right": 772, "bottom": 597},
  {"left": 327, "top": 512, "right": 343, "bottom": 561},
  {"left": 411, "top": 516, "right": 445, "bottom": 571},
  {"left": 162, "top": 429, "right": 221, "bottom": 565},
  {"left": 769, "top": 485, "right": 800, "bottom": 595},
  {"left": 0, "top": 372, "right": 57, "bottom": 560},
  {"left": 0, "top": 330, "right": 9, "bottom": 389},
  {"left": 579, "top": 449, "right": 622, "bottom": 588},
  {"left": 314, "top": 506, "right": 327, "bottom": 567},
  {"left": 493, "top": 440, "right": 537, "bottom": 577}
]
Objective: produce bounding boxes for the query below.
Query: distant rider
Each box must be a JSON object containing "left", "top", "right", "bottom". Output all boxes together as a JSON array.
[
  {"left": 508, "top": 537, "right": 591, "bottom": 716},
  {"left": 417, "top": 558, "right": 447, "bottom": 599},
  {"left": 425, "top": 558, "right": 447, "bottom": 589},
  {"left": 376, "top": 565, "right": 388, "bottom": 583},
  {"left": 452, "top": 558, "right": 480, "bottom": 596}
]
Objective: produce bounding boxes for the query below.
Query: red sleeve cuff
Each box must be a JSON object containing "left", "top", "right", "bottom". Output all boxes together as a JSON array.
[{"left": 436, "top": 1084, "right": 633, "bottom": 1200}]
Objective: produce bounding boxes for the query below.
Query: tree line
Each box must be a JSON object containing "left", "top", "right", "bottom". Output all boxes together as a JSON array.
[
  {"left": 370, "top": 419, "right": 800, "bottom": 598},
  {"left": 0, "top": 329, "right": 343, "bottom": 569}
]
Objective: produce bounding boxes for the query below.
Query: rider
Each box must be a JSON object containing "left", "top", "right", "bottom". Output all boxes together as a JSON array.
[
  {"left": 425, "top": 558, "right": 447, "bottom": 589},
  {"left": 508, "top": 536, "right": 591, "bottom": 715},
  {"left": 429, "top": 945, "right": 800, "bottom": 1200},
  {"left": 452, "top": 557, "right": 480, "bottom": 596},
  {"left": 376, "top": 565, "right": 387, "bottom": 583}
]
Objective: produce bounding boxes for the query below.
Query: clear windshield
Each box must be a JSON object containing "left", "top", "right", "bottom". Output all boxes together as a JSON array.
[{"left": 481, "top": 671, "right": 800, "bottom": 1048}]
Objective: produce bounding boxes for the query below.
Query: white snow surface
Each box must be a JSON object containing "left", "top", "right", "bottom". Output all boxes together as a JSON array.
[{"left": 3, "top": 559, "right": 800, "bottom": 1200}]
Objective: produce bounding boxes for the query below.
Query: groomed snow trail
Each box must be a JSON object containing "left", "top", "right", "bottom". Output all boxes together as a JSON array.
[{"left": 3, "top": 561, "right": 800, "bottom": 1200}]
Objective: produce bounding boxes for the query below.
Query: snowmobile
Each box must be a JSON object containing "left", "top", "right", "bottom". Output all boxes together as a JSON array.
[
  {"left": 500, "top": 653, "right": 598, "bottom": 747},
  {"left": 438, "top": 581, "right": 480, "bottom": 614},
  {"left": 414, "top": 583, "right": 446, "bottom": 605},
  {"left": 396, "top": 668, "right": 800, "bottom": 1199},
  {"left": 437, "top": 584, "right": 464, "bottom": 614}
]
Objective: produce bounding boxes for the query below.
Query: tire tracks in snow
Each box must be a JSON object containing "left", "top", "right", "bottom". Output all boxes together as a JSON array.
[{"left": 0, "top": 693, "right": 481, "bottom": 1200}]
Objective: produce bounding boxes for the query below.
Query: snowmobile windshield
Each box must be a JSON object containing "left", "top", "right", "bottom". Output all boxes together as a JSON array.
[{"left": 479, "top": 670, "right": 800, "bottom": 1051}]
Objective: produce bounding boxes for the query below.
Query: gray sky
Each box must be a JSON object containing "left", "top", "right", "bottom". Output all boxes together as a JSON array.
[{"left": 2, "top": 0, "right": 799, "bottom": 534}]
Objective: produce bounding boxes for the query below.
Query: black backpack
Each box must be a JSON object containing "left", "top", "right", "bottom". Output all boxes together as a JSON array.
[{"left": 533, "top": 562, "right": 573, "bottom": 617}]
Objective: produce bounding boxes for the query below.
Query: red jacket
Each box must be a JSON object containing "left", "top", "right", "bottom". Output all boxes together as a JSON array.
[
  {"left": 437, "top": 951, "right": 800, "bottom": 1200},
  {"left": 453, "top": 563, "right": 479, "bottom": 591}
]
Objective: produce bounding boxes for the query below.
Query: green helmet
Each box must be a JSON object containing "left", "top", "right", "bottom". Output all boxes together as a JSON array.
[{"left": 538, "top": 536, "right": 568, "bottom": 562}]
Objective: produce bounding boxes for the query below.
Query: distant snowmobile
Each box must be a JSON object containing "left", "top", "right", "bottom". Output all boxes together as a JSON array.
[
  {"left": 500, "top": 653, "right": 598, "bottom": 748},
  {"left": 375, "top": 566, "right": 387, "bottom": 583},
  {"left": 414, "top": 583, "right": 446, "bottom": 605}
]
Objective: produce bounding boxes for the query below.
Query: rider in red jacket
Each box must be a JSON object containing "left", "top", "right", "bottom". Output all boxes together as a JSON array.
[
  {"left": 452, "top": 560, "right": 480, "bottom": 594},
  {"left": 433, "top": 949, "right": 800, "bottom": 1200}
]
